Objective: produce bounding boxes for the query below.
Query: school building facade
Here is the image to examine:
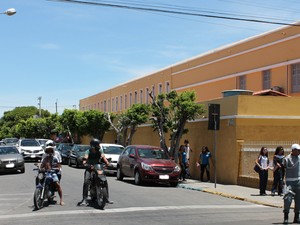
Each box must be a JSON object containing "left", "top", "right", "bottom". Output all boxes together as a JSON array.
[{"left": 79, "top": 22, "right": 300, "bottom": 187}]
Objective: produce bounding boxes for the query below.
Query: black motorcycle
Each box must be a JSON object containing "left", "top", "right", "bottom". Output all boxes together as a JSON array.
[
  {"left": 33, "top": 164, "right": 58, "bottom": 210},
  {"left": 86, "top": 164, "right": 109, "bottom": 210}
]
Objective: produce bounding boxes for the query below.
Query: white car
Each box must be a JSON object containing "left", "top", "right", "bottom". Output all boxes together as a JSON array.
[
  {"left": 100, "top": 143, "right": 124, "bottom": 175},
  {"left": 16, "top": 139, "right": 44, "bottom": 161}
]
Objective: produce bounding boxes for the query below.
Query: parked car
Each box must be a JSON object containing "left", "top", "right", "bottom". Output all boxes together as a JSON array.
[
  {"left": 117, "top": 145, "right": 181, "bottom": 186},
  {"left": 0, "top": 141, "right": 6, "bottom": 146},
  {"left": 101, "top": 143, "right": 124, "bottom": 174},
  {"left": 2, "top": 138, "right": 19, "bottom": 146},
  {"left": 56, "top": 143, "right": 74, "bottom": 164},
  {"left": 36, "top": 138, "right": 52, "bottom": 150},
  {"left": 0, "top": 146, "right": 25, "bottom": 173},
  {"left": 68, "top": 144, "right": 90, "bottom": 168},
  {"left": 16, "top": 139, "right": 44, "bottom": 161}
]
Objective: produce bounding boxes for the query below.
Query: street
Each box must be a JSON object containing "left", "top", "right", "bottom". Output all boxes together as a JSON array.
[{"left": 0, "top": 163, "right": 283, "bottom": 225}]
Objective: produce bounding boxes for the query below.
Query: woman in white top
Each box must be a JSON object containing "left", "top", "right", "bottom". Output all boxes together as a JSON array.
[{"left": 255, "top": 147, "right": 270, "bottom": 195}]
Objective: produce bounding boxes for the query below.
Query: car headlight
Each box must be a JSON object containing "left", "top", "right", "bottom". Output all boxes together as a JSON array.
[
  {"left": 141, "top": 162, "right": 153, "bottom": 171},
  {"left": 174, "top": 165, "right": 181, "bottom": 172}
]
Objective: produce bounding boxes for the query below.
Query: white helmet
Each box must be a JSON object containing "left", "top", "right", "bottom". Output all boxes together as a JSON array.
[{"left": 45, "top": 140, "right": 55, "bottom": 147}]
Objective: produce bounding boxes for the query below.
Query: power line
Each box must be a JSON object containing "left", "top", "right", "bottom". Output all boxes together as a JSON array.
[{"left": 49, "top": 0, "right": 300, "bottom": 26}]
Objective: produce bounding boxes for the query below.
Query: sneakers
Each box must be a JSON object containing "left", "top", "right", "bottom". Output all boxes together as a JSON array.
[
  {"left": 78, "top": 199, "right": 89, "bottom": 206},
  {"left": 107, "top": 200, "right": 114, "bottom": 204}
]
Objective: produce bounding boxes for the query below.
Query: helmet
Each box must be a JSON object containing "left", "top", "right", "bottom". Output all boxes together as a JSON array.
[
  {"left": 90, "top": 138, "right": 100, "bottom": 149},
  {"left": 45, "top": 140, "right": 55, "bottom": 147}
]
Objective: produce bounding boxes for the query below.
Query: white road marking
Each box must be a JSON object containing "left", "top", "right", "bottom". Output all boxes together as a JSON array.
[{"left": 0, "top": 204, "right": 266, "bottom": 220}]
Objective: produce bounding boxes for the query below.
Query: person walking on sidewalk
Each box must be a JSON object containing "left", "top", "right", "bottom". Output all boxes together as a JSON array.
[
  {"left": 199, "top": 146, "right": 211, "bottom": 182},
  {"left": 282, "top": 143, "right": 300, "bottom": 224},
  {"left": 178, "top": 145, "right": 187, "bottom": 181},
  {"left": 271, "top": 146, "right": 285, "bottom": 196},
  {"left": 255, "top": 146, "right": 270, "bottom": 196}
]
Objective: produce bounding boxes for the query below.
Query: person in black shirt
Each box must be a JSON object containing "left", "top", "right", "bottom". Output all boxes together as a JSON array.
[{"left": 78, "top": 138, "right": 112, "bottom": 206}]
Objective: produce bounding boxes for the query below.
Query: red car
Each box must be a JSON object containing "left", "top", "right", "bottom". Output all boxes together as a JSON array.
[{"left": 116, "top": 145, "right": 181, "bottom": 186}]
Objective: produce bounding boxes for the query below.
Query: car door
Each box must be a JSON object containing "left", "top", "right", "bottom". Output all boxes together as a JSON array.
[{"left": 120, "top": 147, "right": 132, "bottom": 176}]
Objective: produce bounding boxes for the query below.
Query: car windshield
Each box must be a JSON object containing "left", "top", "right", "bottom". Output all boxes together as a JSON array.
[
  {"left": 21, "top": 140, "right": 40, "bottom": 146},
  {"left": 77, "top": 145, "right": 90, "bottom": 152},
  {"left": 103, "top": 146, "right": 124, "bottom": 154},
  {"left": 4, "top": 138, "right": 18, "bottom": 145},
  {"left": 138, "top": 148, "right": 169, "bottom": 159},
  {"left": 0, "top": 147, "right": 19, "bottom": 154}
]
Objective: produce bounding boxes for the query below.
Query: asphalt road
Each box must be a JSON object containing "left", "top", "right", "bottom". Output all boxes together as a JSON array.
[{"left": 0, "top": 162, "right": 284, "bottom": 225}]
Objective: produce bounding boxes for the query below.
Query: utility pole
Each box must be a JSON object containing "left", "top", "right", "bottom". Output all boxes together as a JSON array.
[
  {"left": 55, "top": 99, "right": 58, "bottom": 114},
  {"left": 38, "top": 96, "right": 42, "bottom": 117}
]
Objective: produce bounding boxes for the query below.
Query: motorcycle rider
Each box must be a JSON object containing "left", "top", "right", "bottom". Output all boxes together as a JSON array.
[
  {"left": 40, "top": 145, "right": 64, "bottom": 206},
  {"left": 78, "top": 138, "right": 113, "bottom": 206}
]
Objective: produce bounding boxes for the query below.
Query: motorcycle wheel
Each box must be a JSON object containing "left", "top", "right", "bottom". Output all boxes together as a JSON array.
[
  {"left": 33, "top": 188, "right": 44, "bottom": 210},
  {"left": 96, "top": 185, "right": 108, "bottom": 210}
]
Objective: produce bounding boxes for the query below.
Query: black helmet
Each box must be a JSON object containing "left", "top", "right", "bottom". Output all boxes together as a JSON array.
[{"left": 90, "top": 138, "right": 100, "bottom": 149}]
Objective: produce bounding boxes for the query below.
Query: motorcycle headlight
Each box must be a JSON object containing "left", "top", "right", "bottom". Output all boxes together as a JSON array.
[
  {"left": 38, "top": 173, "right": 44, "bottom": 180},
  {"left": 141, "top": 162, "right": 153, "bottom": 171},
  {"left": 174, "top": 165, "right": 181, "bottom": 172}
]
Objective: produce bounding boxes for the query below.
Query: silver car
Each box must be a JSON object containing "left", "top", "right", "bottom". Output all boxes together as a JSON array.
[
  {"left": 0, "top": 146, "right": 25, "bottom": 173},
  {"left": 16, "top": 139, "right": 44, "bottom": 161}
]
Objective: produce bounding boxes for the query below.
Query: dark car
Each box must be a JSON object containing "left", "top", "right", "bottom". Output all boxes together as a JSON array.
[
  {"left": 116, "top": 145, "right": 181, "bottom": 186},
  {"left": 68, "top": 144, "right": 90, "bottom": 168},
  {"left": 56, "top": 143, "right": 74, "bottom": 164},
  {"left": 0, "top": 146, "right": 25, "bottom": 173},
  {"left": 2, "top": 138, "right": 19, "bottom": 146}
]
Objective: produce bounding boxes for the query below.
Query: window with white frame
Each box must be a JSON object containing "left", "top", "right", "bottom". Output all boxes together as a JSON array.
[
  {"left": 145, "top": 87, "right": 149, "bottom": 104},
  {"left": 239, "top": 75, "right": 246, "bottom": 90},
  {"left": 125, "top": 94, "right": 127, "bottom": 109},
  {"left": 104, "top": 100, "right": 107, "bottom": 112},
  {"left": 112, "top": 98, "right": 115, "bottom": 112},
  {"left": 262, "top": 70, "right": 271, "bottom": 90},
  {"left": 152, "top": 85, "right": 155, "bottom": 97},
  {"left": 108, "top": 100, "right": 111, "bottom": 112},
  {"left": 120, "top": 96, "right": 123, "bottom": 111},
  {"left": 116, "top": 97, "right": 118, "bottom": 112},
  {"left": 292, "top": 63, "right": 300, "bottom": 93},
  {"left": 134, "top": 91, "right": 138, "bottom": 104},
  {"left": 158, "top": 83, "right": 162, "bottom": 94},
  {"left": 129, "top": 93, "right": 132, "bottom": 107},
  {"left": 140, "top": 89, "right": 143, "bottom": 103},
  {"left": 166, "top": 81, "right": 170, "bottom": 93}
]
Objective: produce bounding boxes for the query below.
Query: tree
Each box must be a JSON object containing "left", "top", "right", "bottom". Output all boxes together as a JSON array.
[
  {"left": 105, "top": 103, "right": 150, "bottom": 146},
  {"left": 0, "top": 106, "right": 51, "bottom": 139},
  {"left": 80, "top": 110, "right": 111, "bottom": 141},
  {"left": 59, "top": 109, "right": 82, "bottom": 143},
  {"left": 150, "top": 90, "right": 205, "bottom": 162}
]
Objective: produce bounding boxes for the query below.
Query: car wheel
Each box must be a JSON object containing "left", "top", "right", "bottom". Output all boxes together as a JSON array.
[
  {"left": 116, "top": 167, "right": 124, "bottom": 181},
  {"left": 68, "top": 158, "right": 72, "bottom": 167},
  {"left": 134, "top": 170, "right": 142, "bottom": 185}
]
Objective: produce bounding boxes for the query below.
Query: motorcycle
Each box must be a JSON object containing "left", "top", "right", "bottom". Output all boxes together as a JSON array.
[
  {"left": 86, "top": 163, "right": 109, "bottom": 210},
  {"left": 33, "top": 163, "right": 58, "bottom": 210}
]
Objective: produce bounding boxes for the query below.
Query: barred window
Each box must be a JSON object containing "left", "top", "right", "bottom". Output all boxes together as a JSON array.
[
  {"left": 239, "top": 75, "right": 246, "bottom": 90},
  {"left": 292, "top": 63, "right": 300, "bottom": 93},
  {"left": 262, "top": 70, "right": 271, "bottom": 90}
]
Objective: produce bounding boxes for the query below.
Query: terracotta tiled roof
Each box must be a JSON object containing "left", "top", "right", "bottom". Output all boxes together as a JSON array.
[{"left": 252, "top": 89, "right": 289, "bottom": 97}]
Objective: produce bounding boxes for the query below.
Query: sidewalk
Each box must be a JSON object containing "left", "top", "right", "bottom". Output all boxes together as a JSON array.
[{"left": 178, "top": 179, "right": 284, "bottom": 208}]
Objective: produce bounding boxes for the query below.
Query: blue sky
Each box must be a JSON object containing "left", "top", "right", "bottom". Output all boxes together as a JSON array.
[{"left": 1, "top": 0, "right": 299, "bottom": 117}]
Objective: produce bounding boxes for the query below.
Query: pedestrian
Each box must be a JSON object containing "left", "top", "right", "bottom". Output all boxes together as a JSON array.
[
  {"left": 199, "top": 146, "right": 211, "bottom": 182},
  {"left": 271, "top": 146, "right": 285, "bottom": 196},
  {"left": 255, "top": 146, "right": 270, "bottom": 196},
  {"left": 282, "top": 143, "right": 300, "bottom": 224},
  {"left": 178, "top": 145, "right": 187, "bottom": 181},
  {"left": 184, "top": 140, "right": 192, "bottom": 178}
]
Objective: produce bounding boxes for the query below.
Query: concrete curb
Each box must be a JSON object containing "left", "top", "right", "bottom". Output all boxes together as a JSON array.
[{"left": 177, "top": 184, "right": 283, "bottom": 209}]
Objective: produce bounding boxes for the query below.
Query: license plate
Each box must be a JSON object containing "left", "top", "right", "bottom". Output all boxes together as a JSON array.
[
  {"left": 31, "top": 155, "right": 36, "bottom": 158},
  {"left": 159, "top": 175, "right": 169, "bottom": 180},
  {"left": 6, "top": 163, "right": 15, "bottom": 168}
]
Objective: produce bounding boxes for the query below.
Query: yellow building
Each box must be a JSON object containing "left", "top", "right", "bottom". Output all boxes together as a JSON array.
[{"left": 80, "top": 22, "right": 300, "bottom": 187}]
